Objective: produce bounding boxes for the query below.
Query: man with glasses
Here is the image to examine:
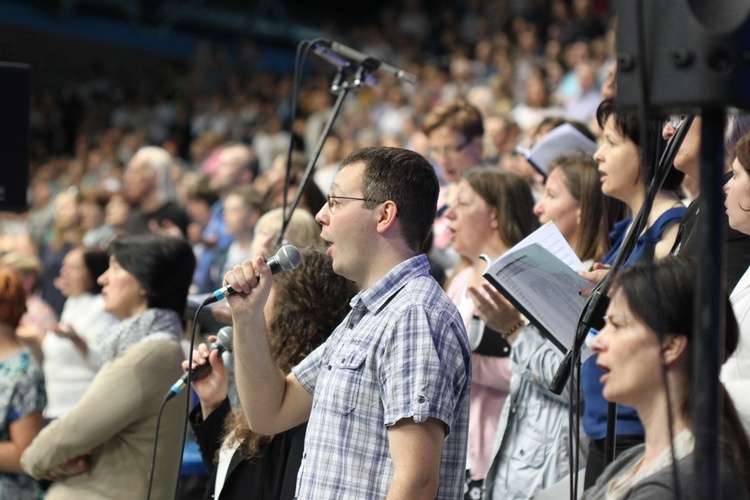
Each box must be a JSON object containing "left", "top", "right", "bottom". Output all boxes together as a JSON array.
[
  {"left": 223, "top": 146, "right": 471, "bottom": 499},
  {"left": 423, "top": 99, "right": 486, "bottom": 271},
  {"left": 665, "top": 115, "right": 750, "bottom": 290}
]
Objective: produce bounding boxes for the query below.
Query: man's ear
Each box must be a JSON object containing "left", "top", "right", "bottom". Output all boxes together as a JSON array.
[
  {"left": 662, "top": 334, "right": 688, "bottom": 366},
  {"left": 375, "top": 201, "right": 399, "bottom": 234}
]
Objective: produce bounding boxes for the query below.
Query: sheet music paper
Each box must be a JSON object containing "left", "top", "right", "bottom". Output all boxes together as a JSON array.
[{"left": 483, "top": 222, "right": 594, "bottom": 361}]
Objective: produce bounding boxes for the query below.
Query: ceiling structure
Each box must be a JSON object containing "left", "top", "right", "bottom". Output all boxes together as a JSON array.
[{"left": 23, "top": 0, "right": 389, "bottom": 47}]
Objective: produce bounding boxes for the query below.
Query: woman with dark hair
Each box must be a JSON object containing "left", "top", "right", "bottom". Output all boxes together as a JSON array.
[
  {"left": 0, "top": 269, "right": 45, "bottom": 499},
  {"left": 583, "top": 256, "right": 750, "bottom": 498},
  {"left": 186, "top": 246, "right": 357, "bottom": 499},
  {"left": 443, "top": 166, "right": 538, "bottom": 497},
  {"left": 592, "top": 98, "right": 686, "bottom": 266},
  {"left": 582, "top": 98, "right": 687, "bottom": 485},
  {"left": 21, "top": 234, "right": 195, "bottom": 500},
  {"left": 39, "top": 246, "right": 114, "bottom": 419},
  {"left": 721, "top": 131, "right": 750, "bottom": 437}
]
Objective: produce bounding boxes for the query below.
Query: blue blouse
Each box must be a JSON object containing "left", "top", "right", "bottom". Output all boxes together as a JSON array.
[{"left": 582, "top": 206, "right": 686, "bottom": 440}]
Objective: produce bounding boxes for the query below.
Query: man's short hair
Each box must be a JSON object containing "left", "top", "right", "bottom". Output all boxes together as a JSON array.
[
  {"left": 340, "top": 147, "right": 439, "bottom": 252},
  {"left": 422, "top": 98, "right": 484, "bottom": 142}
]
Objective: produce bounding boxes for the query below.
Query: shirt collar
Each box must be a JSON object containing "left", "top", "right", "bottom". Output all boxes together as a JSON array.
[{"left": 350, "top": 254, "right": 430, "bottom": 314}]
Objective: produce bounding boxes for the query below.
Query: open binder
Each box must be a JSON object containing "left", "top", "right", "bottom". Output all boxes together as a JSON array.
[{"left": 482, "top": 222, "right": 594, "bottom": 361}]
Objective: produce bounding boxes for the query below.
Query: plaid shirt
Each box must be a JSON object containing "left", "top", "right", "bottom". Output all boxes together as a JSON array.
[{"left": 292, "top": 254, "right": 471, "bottom": 499}]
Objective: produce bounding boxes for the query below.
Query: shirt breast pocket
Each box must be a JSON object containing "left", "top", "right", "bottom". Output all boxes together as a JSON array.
[{"left": 318, "top": 349, "right": 368, "bottom": 416}]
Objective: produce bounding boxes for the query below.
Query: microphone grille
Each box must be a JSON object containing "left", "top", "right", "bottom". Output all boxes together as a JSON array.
[
  {"left": 277, "top": 245, "right": 302, "bottom": 271},
  {"left": 216, "top": 326, "right": 234, "bottom": 351}
]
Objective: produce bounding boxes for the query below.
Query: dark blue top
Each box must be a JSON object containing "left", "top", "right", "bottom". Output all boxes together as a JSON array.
[{"left": 582, "top": 206, "right": 686, "bottom": 440}]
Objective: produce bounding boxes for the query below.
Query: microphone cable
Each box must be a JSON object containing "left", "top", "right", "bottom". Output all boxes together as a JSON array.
[{"left": 145, "top": 304, "right": 203, "bottom": 500}]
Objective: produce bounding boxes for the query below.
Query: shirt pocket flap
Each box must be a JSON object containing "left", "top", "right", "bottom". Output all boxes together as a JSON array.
[{"left": 334, "top": 349, "right": 367, "bottom": 370}]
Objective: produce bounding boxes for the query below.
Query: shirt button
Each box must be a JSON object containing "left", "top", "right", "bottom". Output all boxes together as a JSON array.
[
  {"left": 348, "top": 323, "right": 354, "bottom": 329},
  {"left": 417, "top": 395, "right": 426, "bottom": 404},
  {"left": 327, "top": 364, "right": 332, "bottom": 370}
]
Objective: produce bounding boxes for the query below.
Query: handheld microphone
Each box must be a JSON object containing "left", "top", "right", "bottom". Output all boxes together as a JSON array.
[
  {"left": 202, "top": 245, "right": 302, "bottom": 306},
  {"left": 324, "top": 40, "right": 417, "bottom": 85},
  {"left": 166, "top": 326, "right": 233, "bottom": 402}
]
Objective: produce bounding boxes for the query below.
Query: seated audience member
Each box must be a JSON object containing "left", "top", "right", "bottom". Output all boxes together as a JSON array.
[
  {"left": 422, "top": 98, "right": 486, "bottom": 272},
  {"left": 103, "top": 190, "right": 132, "bottom": 241},
  {"left": 721, "top": 132, "right": 750, "bottom": 437},
  {"left": 0, "top": 269, "right": 46, "bottom": 499},
  {"left": 79, "top": 188, "right": 117, "bottom": 250},
  {"left": 443, "top": 167, "right": 538, "bottom": 497},
  {"left": 187, "top": 247, "right": 357, "bottom": 499},
  {"left": 21, "top": 234, "right": 195, "bottom": 500},
  {"left": 1, "top": 253, "right": 58, "bottom": 362},
  {"left": 192, "top": 144, "right": 258, "bottom": 294},
  {"left": 583, "top": 257, "right": 750, "bottom": 499},
  {"left": 258, "top": 154, "right": 327, "bottom": 216},
  {"left": 39, "top": 189, "right": 84, "bottom": 316},
  {"left": 122, "top": 146, "right": 190, "bottom": 237},
  {"left": 212, "top": 185, "right": 264, "bottom": 288},
  {"left": 40, "top": 246, "right": 114, "bottom": 419},
  {"left": 249, "top": 207, "right": 322, "bottom": 258}
]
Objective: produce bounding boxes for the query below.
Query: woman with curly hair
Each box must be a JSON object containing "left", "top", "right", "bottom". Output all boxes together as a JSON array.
[{"left": 187, "top": 246, "right": 357, "bottom": 500}]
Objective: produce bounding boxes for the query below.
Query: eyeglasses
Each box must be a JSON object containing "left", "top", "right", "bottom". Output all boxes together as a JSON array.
[
  {"left": 428, "top": 139, "right": 472, "bottom": 158},
  {"left": 667, "top": 114, "right": 687, "bottom": 129},
  {"left": 326, "top": 194, "right": 384, "bottom": 212}
]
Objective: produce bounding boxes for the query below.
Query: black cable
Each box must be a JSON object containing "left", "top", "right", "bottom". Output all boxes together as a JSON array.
[
  {"left": 157, "top": 305, "right": 204, "bottom": 500},
  {"left": 146, "top": 393, "right": 171, "bottom": 500},
  {"left": 144, "top": 304, "right": 202, "bottom": 500}
]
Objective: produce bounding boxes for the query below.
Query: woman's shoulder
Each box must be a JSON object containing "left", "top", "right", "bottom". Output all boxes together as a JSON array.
[
  {"left": 0, "top": 348, "right": 42, "bottom": 375},
  {"left": 625, "top": 452, "right": 750, "bottom": 500},
  {"left": 652, "top": 205, "right": 687, "bottom": 228}
]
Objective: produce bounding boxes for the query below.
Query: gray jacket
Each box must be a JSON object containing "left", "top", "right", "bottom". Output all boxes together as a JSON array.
[
  {"left": 582, "top": 444, "right": 749, "bottom": 499},
  {"left": 485, "top": 325, "right": 587, "bottom": 499}
]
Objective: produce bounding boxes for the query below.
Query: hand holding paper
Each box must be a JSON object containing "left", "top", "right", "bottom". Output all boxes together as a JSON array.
[{"left": 468, "top": 284, "right": 524, "bottom": 341}]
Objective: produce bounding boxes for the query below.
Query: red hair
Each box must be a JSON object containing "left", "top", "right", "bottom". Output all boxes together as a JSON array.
[{"left": 0, "top": 268, "right": 27, "bottom": 328}]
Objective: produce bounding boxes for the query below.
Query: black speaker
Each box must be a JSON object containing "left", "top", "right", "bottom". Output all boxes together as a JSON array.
[
  {"left": 0, "top": 62, "right": 30, "bottom": 213},
  {"left": 616, "top": 0, "right": 750, "bottom": 114}
]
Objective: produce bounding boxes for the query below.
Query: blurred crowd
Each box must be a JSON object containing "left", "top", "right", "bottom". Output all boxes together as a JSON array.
[{"left": 2, "top": 0, "right": 614, "bottom": 260}]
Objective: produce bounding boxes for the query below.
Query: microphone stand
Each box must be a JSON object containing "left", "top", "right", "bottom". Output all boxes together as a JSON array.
[
  {"left": 276, "top": 56, "right": 374, "bottom": 246},
  {"left": 693, "top": 111, "right": 725, "bottom": 500}
]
